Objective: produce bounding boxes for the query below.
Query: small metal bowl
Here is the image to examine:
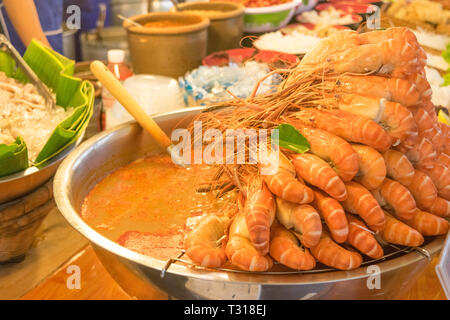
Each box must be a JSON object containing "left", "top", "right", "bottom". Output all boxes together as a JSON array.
[{"left": 54, "top": 107, "right": 445, "bottom": 300}]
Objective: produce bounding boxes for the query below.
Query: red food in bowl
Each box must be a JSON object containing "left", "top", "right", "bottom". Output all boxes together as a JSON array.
[
  {"left": 315, "top": 2, "right": 372, "bottom": 14},
  {"left": 290, "top": 22, "right": 350, "bottom": 30},
  {"left": 329, "top": 0, "right": 380, "bottom": 3},
  {"left": 220, "top": 0, "right": 294, "bottom": 8},
  {"left": 245, "top": 0, "right": 293, "bottom": 8},
  {"left": 202, "top": 48, "right": 299, "bottom": 69}
]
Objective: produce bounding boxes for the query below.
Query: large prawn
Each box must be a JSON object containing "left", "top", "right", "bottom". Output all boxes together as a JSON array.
[
  {"left": 371, "top": 178, "right": 417, "bottom": 221},
  {"left": 292, "top": 108, "right": 392, "bottom": 152},
  {"left": 276, "top": 197, "right": 322, "bottom": 248},
  {"left": 310, "top": 231, "right": 363, "bottom": 271},
  {"left": 244, "top": 177, "right": 276, "bottom": 255},
  {"left": 437, "top": 153, "right": 450, "bottom": 168},
  {"left": 341, "top": 181, "right": 385, "bottom": 232},
  {"left": 405, "top": 209, "right": 449, "bottom": 236},
  {"left": 185, "top": 215, "right": 229, "bottom": 268},
  {"left": 408, "top": 73, "right": 433, "bottom": 102},
  {"left": 269, "top": 223, "right": 316, "bottom": 270},
  {"left": 421, "top": 161, "right": 450, "bottom": 201},
  {"left": 411, "top": 108, "right": 442, "bottom": 151},
  {"left": 290, "top": 153, "right": 347, "bottom": 201},
  {"left": 328, "top": 74, "right": 421, "bottom": 107},
  {"left": 346, "top": 214, "right": 383, "bottom": 259},
  {"left": 402, "top": 136, "right": 437, "bottom": 169},
  {"left": 407, "top": 170, "right": 438, "bottom": 209},
  {"left": 313, "top": 189, "right": 348, "bottom": 243},
  {"left": 299, "top": 29, "right": 361, "bottom": 68},
  {"left": 259, "top": 150, "right": 314, "bottom": 204},
  {"left": 383, "top": 149, "right": 415, "bottom": 186},
  {"left": 357, "top": 27, "right": 427, "bottom": 70},
  {"left": 429, "top": 197, "right": 450, "bottom": 218},
  {"left": 286, "top": 121, "right": 360, "bottom": 182},
  {"left": 439, "top": 122, "right": 450, "bottom": 155},
  {"left": 327, "top": 38, "right": 420, "bottom": 77},
  {"left": 333, "top": 93, "right": 418, "bottom": 148},
  {"left": 406, "top": 171, "right": 449, "bottom": 217},
  {"left": 351, "top": 144, "right": 386, "bottom": 190},
  {"left": 381, "top": 211, "right": 424, "bottom": 247},
  {"left": 226, "top": 209, "right": 273, "bottom": 272}
]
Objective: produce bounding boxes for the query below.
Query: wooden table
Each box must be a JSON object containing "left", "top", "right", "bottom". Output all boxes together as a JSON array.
[{"left": 0, "top": 206, "right": 447, "bottom": 300}]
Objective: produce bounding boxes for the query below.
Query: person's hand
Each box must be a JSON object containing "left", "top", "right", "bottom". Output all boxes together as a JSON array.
[{"left": 3, "top": 0, "right": 53, "bottom": 49}]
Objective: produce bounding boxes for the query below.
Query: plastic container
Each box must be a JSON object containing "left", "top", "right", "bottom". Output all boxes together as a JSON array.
[
  {"left": 294, "top": 0, "right": 319, "bottom": 15},
  {"left": 101, "top": 49, "right": 133, "bottom": 129},
  {"left": 436, "top": 231, "right": 450, "bottom": 299},
  {"left": 105, "top": 74, "right": 185, "bottom": 129}
]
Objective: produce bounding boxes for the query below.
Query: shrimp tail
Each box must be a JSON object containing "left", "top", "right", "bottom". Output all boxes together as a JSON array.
[
  {"left": 244, "top": 178, "right": 276, "bottom": 255},
  {"left": 185, "top": 215, "right": 228, "bottom": 268},
  {"left": 346, "top": 214, "right": 384, "bottom": 259},
  {"left": 310, "top": 231, "right": 363, "bottom": 271},
  {"left": 276, "top": 197, "right": 322, "bottom": 248},
  {"left": 313, "top": 189, "right": 349, "bottom": 243},
  {"left": 381, "top": 211, "right": 424, "bottom": 247},
  {"left": 269, "top": 223, "right": 316, "bottom": 270}
]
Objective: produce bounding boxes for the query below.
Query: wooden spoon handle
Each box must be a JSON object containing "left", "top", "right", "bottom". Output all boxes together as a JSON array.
[{"left": 90, "top": 60, "right": 172, "bottom": 149}]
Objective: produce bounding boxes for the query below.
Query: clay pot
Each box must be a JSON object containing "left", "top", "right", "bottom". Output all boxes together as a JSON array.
[
  {"left": 124, "top": 12, "right": 210, "bottom": 78},
  {"left": 171, "top": 2, "right": 244, "bottom": 54}
]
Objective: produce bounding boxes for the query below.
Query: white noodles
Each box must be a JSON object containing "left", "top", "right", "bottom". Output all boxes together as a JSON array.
[{"left": 0, "top": 72, "right": 73, "bottom": 162}]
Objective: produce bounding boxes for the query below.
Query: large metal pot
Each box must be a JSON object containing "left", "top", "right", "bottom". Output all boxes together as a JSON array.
[
  {"left": 80, "top": 27, "right": 129, "bottom": 62},
  {"left": 110, "top": 0, "right": 149, "bottom": 26},
  {"left": 54, "top": 107, "right": 445, "bottom": 300}
]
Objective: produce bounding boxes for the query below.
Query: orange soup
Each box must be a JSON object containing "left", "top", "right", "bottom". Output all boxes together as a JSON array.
[
  {"left": 144, "top": 20, "right": 190, "bottom": 28},
  {"left": 81, "top": 153, "right": 231, "bottom": 261}
]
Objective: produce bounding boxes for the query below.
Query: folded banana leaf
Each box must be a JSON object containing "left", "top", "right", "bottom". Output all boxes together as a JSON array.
[
  {"left": 0, "top": 40, "right": 94, "bottom": 176},
  {"left": 0, "top": 137, "right": 28, "bottom": 178},
  {"left": 34, "top": 80, "right": 94, "bottom": 167},
  {"left": 0, "top": 51, "right": 15, "bottom": 78}
]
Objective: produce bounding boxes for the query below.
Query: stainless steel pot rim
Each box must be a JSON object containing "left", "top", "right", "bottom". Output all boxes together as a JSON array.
[{"left": 54, "top": 107, "right": 445, "bottom": 286}]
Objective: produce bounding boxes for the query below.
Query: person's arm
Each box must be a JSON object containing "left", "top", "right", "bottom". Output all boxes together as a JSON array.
[{"left": 3, "top": 0, "right": 52, "bottom": 48}]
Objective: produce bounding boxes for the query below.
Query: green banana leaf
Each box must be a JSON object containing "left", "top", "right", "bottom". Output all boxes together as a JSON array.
[
  {"left": 16, "top": 40, "right": 79, "bottom": 108},
  {"left": 34, "top": 80, "right": 94, "bottom": 167},
  {"left": 0, "top": 137, "right": 28, "bottom": 178},
  {"left": 0, "top": 51, "right": 15, "bottom": 78},
  {"left": 0, "top": 40, "right": 95, "bottom": 176}
]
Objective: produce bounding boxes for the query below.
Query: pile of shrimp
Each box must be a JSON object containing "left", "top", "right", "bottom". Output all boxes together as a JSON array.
[{"left": 183, "top": 27, "right": 450, "bottom": 272}]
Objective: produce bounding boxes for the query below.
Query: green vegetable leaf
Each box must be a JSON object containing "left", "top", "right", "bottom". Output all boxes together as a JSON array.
[
  {"left": 442, "top": 43, "right": 450, "bottom": 65},
  {"left": 0, "top": 137, "right": 28, "bottom": 177},
  {"left": 271, "top": 124, "right": 310, "bottom": 154},
  {"left": 442, "top": 69, "right": 450, "bottom": 87}
]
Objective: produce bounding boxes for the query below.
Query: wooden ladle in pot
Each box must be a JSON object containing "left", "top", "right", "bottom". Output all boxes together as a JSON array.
[{"left": 90, "top": 60, "right": 188, "bottom": 167}]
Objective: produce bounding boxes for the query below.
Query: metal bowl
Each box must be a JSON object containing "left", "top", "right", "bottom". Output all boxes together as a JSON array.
[
  {"left": 0, "top": 135, "right": 83, "bottom": 204},
  {"left": 54, "top": 107, "right": 445, "bottom": 300}
]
